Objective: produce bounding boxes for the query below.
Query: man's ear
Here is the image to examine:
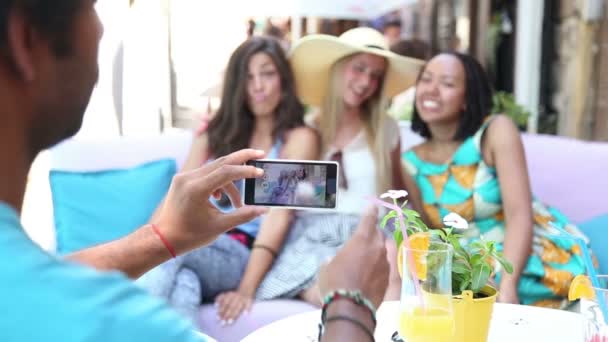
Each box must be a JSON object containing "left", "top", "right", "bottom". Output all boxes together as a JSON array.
[{"left": 6, "top": 8, "right": 35, "bottom": 81}]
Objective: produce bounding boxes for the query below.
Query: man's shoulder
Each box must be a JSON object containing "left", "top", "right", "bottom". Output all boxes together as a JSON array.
[{"left": 0, "top": 240, "right": 204, "bottom": 341}]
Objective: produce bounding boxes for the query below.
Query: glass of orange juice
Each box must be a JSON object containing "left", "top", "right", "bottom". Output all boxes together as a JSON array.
[
  {"left": 581, "top": 275, "right": 608, "bottom": 342},
  {"left": 399, "top": 240, "right": 454, "bottom": 342}
]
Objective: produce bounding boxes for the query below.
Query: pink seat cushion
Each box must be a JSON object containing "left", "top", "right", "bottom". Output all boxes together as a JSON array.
[{"left": 197, "top": 300, "right": 317, "bottom": 342}]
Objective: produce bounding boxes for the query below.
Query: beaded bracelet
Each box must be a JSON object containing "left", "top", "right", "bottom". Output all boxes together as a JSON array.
[
  {"left": 320, "top": 289, "right": 377, "bottom": 325},
  {"left": 318, "top": 315, "right": 375, "bottom": 342}
]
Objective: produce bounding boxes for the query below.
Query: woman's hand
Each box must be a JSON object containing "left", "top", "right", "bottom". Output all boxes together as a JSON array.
[{"left": 215, "top": 290, "right": 254, "bottom": 324}]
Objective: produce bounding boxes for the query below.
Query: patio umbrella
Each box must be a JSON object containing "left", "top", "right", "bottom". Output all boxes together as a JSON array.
[{"left": 227, "top": 0, "right": 417, "bottom": 20}]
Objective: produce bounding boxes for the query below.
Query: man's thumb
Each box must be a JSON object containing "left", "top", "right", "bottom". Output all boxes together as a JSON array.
[
  {"left": 220, "top": 206, "right": 268, "bottom": 233},
  {"left": 356, "top": 205, "right": 379, "bottom": 237}
]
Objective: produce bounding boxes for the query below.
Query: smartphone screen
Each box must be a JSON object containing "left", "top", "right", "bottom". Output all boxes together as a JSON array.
[{"left": 244, "top": 159, "right": 338, "bottom": 209}]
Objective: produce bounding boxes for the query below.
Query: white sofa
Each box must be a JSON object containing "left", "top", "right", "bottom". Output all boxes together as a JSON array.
[
  {"left": 21, "top": 123, "right": 608, "bottom": 341},
  {"left": 22, "top": 128, "right": 318, "bottom": 342}
]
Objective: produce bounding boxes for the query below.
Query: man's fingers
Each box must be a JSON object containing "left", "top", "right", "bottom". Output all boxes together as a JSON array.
[
  {"left": 202, "top": 149, "right": 265, "bottom": 175},
  {"left": 221, "top": 148, "right": 265, "bottom": 166},
  {"left": 218, "top": 206, "right": 268, "bottom": 232},
  {"left": 197, "top": 164, "right": 263, "bottom": 196},
  {"left": 354, "top": 205, "right": 380, "bottom": 239},
  {"left": 223, "top": 182, "right": 243, "bottom": 208}
]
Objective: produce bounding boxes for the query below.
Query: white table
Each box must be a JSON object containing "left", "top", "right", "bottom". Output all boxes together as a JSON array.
[{"left": 242, "top": 301, "right": 587, "bottom": 342}]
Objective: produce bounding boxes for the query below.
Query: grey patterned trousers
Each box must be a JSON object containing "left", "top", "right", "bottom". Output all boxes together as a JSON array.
[{"left": 136, "top": 234, "right": 250, "bottom": 322}]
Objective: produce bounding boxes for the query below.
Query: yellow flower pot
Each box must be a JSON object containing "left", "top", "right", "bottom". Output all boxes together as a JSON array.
[{"left": 451, "top": 286, "right": 497, "bottom": 342}]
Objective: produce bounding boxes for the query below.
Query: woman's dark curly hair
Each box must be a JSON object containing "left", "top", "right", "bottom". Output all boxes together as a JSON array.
[{"left": 411, "top": 52, "right": 493, "bottom": 140}]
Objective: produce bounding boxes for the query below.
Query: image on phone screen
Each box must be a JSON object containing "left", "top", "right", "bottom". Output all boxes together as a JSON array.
[{"left": 244, "top": 159, "right": 338, "bottom": 209}]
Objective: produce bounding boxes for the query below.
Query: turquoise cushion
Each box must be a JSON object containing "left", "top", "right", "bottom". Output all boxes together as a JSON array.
[
  {"left": 579, "top": 214, "right": 608, "bottom": 274},
  {"left": 50, "top": 159, "right": 176, "bottom": 254}
]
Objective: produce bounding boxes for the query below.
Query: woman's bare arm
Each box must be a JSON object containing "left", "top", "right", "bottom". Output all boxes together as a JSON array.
[
  {"left": 216, "top": 127, "right": 321, "bottom": 321},
  {"left": 485, "top": 115, "right": 533, "bottom": 304}
]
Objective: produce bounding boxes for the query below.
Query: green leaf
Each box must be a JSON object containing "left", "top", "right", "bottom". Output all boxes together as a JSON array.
[
  {"left": 471, "top": 263, "right": 492, "bottom": 293},
  {"left": 453, "top": 249, "right": 469, "bottom": 263},
  {"left": 402, "top": 208, "right": 421, "bottom": 218},
  {"left": 459, "top": 278, "right": 471, "bottom": 293},
  {"left": 411, "top": 217, "right": 429, "bottom": 232},
  {"left": 470, "top": 254, "right": 483, "bottom": 266},
  {"left": 394, "top": 230, "right": 403, "bottom": 248},
  {"left": 449, "top": 237, "right": 468, "bottom": 260},
  {"left": 486, "top": 241, "right": 496, "bottom": 254},
  {"left": 492, "top": 252, "right": 514, "bottom": 274},
  {"left": 452, "top": 261, "right": 470, "bottom": 274},
  {"left": 491, "top": 91, "right": 530, "bottom": 127},
  {"left": 380, "top": 211, "right": 397, "bottom": 230},
  {"left": 430, "top": 228, "right": 447, "bottom": 241},
  {"left": 470, "top": 240, "right": 486, "bottom": 251}
]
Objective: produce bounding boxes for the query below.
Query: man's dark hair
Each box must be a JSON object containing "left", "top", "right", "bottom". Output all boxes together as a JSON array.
[
  {"left": 411, "top": 52, "right": 493, "bottom": 140},
  {"left": 382, "top": 19, "right": 401, "bottom": 32},
  {"left": 390, "top": 39, "right": 431, "bottom": 60},
  {"left": 0, "top": 0, "right": 84, "bottom": 58}
]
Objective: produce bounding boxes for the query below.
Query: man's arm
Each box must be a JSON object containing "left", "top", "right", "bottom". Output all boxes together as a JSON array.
[
  {"left": 317, "top": 206, "right": 387, "bottom": 342},
  {"left": 321, "top": 300, "right": 376, "bottom": 342},
  {"left": 66, "top": 224, "right": 171, "bottom": 279},
  {"left": 67, "top": 149, "right": 268, "bottom": 278}
]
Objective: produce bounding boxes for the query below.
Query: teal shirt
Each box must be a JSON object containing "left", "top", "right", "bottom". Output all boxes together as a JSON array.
[{"left": 0, "top": 202, "right": 207, "bottom": 342}]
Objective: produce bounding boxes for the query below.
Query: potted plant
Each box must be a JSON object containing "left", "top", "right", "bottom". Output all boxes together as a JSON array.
[
  {"left": 378, "top": 190, "right": 513, "bottom": 342},
  {"left": 491, "top": 91, "right": 530, "bottom": 129}
]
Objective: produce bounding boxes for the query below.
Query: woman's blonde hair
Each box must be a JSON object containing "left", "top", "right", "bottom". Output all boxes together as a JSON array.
[{"left": 317, "top": 53, "right": 393, "bottom": 194}]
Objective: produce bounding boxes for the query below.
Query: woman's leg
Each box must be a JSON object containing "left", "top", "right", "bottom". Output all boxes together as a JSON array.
[
  {"left": 169, "top": 267, "right": 202, "bottom": 322},
  {"left": 182, "top": 234, "right": 250, "bottom": 302},
  {"left": 298, "top": 283, "right": 321, "bottom": 306},
  {"left": 136, "top": 255, "right": 185, "bottom": 299},
  {"left": 136, "top": 255, "right": 202, "bottom": 322}
]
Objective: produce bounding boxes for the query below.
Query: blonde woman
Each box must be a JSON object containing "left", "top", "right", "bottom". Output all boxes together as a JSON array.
[{"left": 216, "top": 27, "right": 425, "bottom": 323}]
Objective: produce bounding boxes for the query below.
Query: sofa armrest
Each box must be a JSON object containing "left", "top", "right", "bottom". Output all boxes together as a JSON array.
[{"left": 522, "top": 133, "right": 608, "bottom": 223}]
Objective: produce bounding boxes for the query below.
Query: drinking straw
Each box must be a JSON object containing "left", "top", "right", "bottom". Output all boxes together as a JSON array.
[
  {"left": 549, "top": 223, "right": 608, "bottom": 325},
  {"left": 368, "top": 197, "right": 425, "bottom": 307}
]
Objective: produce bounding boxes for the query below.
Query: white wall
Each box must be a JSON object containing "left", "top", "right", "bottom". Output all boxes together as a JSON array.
[{"left": 75, "top": 0, "right": 130, "bottom": 139}]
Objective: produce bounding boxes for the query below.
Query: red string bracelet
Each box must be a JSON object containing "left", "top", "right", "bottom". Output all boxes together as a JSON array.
[{"left": 151, "top": 223, "right": 176, "bottom": 258}]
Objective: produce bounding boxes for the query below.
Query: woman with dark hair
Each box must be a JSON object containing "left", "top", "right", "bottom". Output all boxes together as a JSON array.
[
  {"left": 401, "top": 52, "right": 591, "bottom": 308},
  {"left": 137, "top": 36, "right": 319, "bottom": 321},
  {"left": 214, "top": 27, "right": 426, "bottom": 325}
]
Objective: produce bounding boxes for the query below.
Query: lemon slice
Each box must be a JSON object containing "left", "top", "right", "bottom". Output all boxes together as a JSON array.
[
  {"left": 397, "top": 233, "right": 430, "bottom": 281},
  {"left": 568, "top": 274, "right": 596, "bottom": 301}
]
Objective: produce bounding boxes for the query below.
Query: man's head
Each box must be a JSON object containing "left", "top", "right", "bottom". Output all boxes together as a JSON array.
[
  {"left": 382, "top": 19, "right": 401, "bottom": 47},
  {"left": 0, "top": 0, "right": 102, "bottom": 153}
]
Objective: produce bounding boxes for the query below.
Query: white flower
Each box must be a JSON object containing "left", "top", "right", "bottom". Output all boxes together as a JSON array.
[
  {"left": 443, "top": 212, "right": 469, "bottom": 229},
  {"left": 380, "top": 190, "right": 409, "bottom": 200}
]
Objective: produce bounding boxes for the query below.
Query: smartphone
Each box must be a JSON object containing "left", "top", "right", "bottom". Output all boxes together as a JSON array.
[{"left": 244, "top": 159, "right": 338, "bottom": 209}]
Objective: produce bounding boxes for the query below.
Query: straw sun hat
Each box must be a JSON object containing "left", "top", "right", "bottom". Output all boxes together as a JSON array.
[{"left": 289, "top": 27, "right": 425, "bottom": 107}]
